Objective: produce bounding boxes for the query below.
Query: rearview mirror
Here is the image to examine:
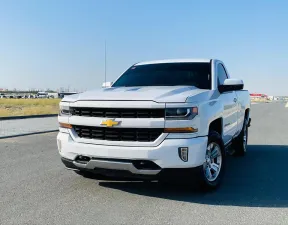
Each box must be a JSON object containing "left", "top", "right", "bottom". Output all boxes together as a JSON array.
[
  {"left": 102, "top": 81, "right": 113, "bottom": 88},
  {"left": 218, "top": 79, "right": 244, "bottom": 93}
]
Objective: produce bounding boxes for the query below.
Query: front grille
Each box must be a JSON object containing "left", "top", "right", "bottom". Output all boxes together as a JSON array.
[
  {"left": 70, "top": 107, "right": 165, "bottom": 118},
  {"left": 73, "top": 125, "right": 163, "bottom": 142}
]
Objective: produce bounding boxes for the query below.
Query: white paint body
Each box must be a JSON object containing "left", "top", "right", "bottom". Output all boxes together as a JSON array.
[{"left": 57, "top": 59, "right": 250, "bottom": 173}]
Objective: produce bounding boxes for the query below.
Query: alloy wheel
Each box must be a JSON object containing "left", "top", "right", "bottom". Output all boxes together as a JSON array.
[{"left": 203, "top": 142, "right": 222, "bottom": 182}]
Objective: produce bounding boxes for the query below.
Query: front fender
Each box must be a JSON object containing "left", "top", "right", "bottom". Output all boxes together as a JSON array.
[{"left": 198, "top": 100, "right": 223, "bottom": 136}]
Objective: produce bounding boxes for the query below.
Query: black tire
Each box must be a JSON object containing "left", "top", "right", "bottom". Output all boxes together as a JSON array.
[
  {"left": 232, "top": 118, "right": 248, "bottom": 156},
  {"left": 195, "top": 130, "right": 226, "bottom": 191}
]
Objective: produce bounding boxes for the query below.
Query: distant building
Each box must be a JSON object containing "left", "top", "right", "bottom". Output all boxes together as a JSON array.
[
  {"left": 47, "top": 92, "right": 58, "bottom": 98},
  {"left": 250, "top": 93, "right": 268, "bottom": 100},
  {"left": 250, "top": 93, "right": 273, "bottom": 102},
  {"left": 37, "top": 91, "right": 48, "bottom": 98}
]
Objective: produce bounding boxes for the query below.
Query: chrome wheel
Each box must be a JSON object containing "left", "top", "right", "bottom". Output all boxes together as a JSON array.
[{"left": 203, "top": 142, "right": 222, "bottom": 182}]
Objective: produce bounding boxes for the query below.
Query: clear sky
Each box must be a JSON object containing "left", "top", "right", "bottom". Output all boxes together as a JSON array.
[{"left": 0, "top": 0, "right": 287, "bottom": 95}]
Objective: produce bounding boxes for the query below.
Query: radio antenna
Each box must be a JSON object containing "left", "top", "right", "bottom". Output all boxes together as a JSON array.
[{"left": 104, "top": 40, "right": 107, "bottom": 84}]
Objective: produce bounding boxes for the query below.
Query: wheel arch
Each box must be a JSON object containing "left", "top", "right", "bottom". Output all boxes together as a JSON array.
[
  {"left": 208, "top": 117, "right": 223, "bottom": 136},
  {"left": 245, "top": 108, "right": 250, "bottom": 119}
]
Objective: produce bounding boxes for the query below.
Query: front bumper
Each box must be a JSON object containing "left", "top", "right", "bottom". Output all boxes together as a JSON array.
[
  {"left": 61, "top": 157, "right": 204, "bottom": 181},
  {"left": 57, "top": 132, "right": 208, "bottom": 176}
]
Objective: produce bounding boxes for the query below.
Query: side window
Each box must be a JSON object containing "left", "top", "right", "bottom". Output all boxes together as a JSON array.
[{"left": 217, "top": 64, "right": 228, "bottom": 85}]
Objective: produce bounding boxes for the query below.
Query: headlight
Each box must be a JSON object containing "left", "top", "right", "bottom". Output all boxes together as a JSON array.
[
  {"left": 59, "top": 105, "right": 71, "bottom": 116},
  {"left": 165, "top": 107, "right": 198, "bottom": 120}
]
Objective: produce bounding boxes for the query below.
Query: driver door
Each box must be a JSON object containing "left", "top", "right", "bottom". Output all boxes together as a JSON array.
[{"left": 217, "top": 63, "right": 238, "bottom": 144}]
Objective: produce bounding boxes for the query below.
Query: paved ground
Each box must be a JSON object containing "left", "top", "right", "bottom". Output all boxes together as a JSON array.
[
  {"left": 0, "top": 117, "right": 58, "bottom": 138},
  {"left": 1, "top": 102, "right": 288, "bottom": 225}
]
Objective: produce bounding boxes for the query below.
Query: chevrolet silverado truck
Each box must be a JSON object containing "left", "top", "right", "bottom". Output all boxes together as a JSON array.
[{"left": 57, "top": 59, "right": 251, "bottom": 189}]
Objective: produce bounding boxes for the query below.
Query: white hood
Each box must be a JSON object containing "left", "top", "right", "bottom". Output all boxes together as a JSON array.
[{"left": 63, "top": 86, "right": 210, "bottom": 103}]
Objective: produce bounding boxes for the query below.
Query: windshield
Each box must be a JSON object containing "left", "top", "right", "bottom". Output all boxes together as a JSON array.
[{"left": 112, "top": 62, "right": 211, "bottom": 89}]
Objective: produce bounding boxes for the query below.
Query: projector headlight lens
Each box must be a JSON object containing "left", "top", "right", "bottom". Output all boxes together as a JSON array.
[
  {"left": 59, "top": 105, "right": 71, "bottom": 116},
  {"left": 165, "top": 107, "right": 198, "bottom": 120}
]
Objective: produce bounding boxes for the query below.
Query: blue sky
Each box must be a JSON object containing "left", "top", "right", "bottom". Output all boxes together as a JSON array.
[{"left": 0, "top": 0, "right": 287, "bottom": 95}]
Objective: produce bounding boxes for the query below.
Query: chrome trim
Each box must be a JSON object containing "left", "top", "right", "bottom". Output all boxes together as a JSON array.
[
  {"left": 73, "top": 159, "right": 161, "bottom": 175},
  {"left": 69, "top": 128, "right": 168, "bottom": 147}
]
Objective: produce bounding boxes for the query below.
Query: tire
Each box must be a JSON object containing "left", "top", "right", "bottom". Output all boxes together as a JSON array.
[
  {"left": 232, "top": 118, "right": 248, "bottom": 156},
  {"left": 196, "top": 130, "right": 226, "bottom": 191}
]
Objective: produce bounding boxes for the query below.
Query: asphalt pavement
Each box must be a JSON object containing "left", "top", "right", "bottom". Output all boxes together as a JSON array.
[
  {"left": 0, "top": 116, "right": 58, "bottom": 138},
  {"left": 1, "top": 102, "right": 288, "bottom": 225}
]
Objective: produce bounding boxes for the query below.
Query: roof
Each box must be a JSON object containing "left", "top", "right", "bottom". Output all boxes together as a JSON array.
[{"left": 135, "top": 58, "right": 212, "bottom": 66}]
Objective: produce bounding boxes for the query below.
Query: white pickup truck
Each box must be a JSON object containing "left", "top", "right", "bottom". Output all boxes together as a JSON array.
[{"left": 57, "top": 59, "right": 251, "bottom": 190}]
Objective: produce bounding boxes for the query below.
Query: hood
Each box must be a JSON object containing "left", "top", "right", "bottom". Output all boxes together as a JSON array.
[{"left": 63, "top": 86, "right": 210, "bottom": 103}]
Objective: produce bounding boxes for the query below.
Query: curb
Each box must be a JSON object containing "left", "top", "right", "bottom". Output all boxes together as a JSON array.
[
  {"left": 0, "top": 114, "right": 58, "bottom": 121},
  {"left": 0, "top": 129, "right": 58, "bottom": 139}
]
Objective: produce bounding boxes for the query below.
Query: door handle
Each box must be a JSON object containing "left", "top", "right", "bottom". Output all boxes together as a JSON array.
[{"left": 234, "top": 98, "right": 237, "bottom": 102}]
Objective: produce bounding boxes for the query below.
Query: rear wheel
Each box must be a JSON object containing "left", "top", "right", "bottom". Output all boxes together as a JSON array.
[{"left": 232, "top": 118, "right": 248, "bottom": 156}]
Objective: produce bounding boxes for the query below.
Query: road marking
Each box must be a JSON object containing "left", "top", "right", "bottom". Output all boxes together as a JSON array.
[{"left": 285, "top": 102, "right": 288, "bottom": 108}]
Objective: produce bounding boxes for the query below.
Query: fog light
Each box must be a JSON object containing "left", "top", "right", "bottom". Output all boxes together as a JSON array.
[{"left": 178, "top": 147, "right": 189, "bottom": 162}]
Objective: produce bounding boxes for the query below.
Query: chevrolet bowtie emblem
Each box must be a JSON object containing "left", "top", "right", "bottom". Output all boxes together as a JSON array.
[{"left": 101, "top": 119, "right": 120, "bottom": 127}]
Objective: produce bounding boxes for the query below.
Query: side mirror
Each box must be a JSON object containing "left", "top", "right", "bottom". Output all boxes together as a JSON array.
[
  {"left": 102, "top": 81, "right": 113, "bottom": 88},
  {"left": 218, "top": 79, "right": 244, "bottom": 93}
]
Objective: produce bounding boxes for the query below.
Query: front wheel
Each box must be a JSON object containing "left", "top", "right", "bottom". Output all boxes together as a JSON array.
[{"left": 196, "top": 131, "right": 226, "bottom": 190}]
